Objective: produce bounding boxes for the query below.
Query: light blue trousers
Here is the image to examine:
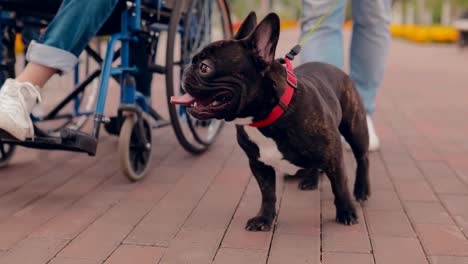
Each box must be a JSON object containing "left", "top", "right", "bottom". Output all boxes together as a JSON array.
[
  {"left": 300, "top": 0, "right": 392, "bottom": 114},
  {"left": 26, "top": 0, "right": 119, "bottom": 73}
]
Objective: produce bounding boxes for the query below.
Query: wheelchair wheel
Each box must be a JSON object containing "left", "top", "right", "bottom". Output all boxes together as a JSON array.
[
  {"left": 0, "top": 142, "right": 15, "bottom": 168},
  {"left": 119, "top": 115, "right": 153, "bottom": 182},
  {"left": 166, "top": 0, "right": 232, "bottom": 154},
  {"left": 0, "top": 26, "right": 17, "bottom": 167}
]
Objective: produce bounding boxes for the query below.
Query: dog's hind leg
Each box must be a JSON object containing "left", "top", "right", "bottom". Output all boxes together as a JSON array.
[
  {"left": 324, "top": 152, "right": 358, "bottom": 225},
  {"left": 289, "top": 168, "right": 321, "bottom": 191},
  {"left": 339, "top": 112, "right": 370, "bottom": 202}
]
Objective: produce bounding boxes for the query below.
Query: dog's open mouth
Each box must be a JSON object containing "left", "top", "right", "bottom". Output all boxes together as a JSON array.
[{"left": 170, "top": 91, "right": 233, "bottom": 119}]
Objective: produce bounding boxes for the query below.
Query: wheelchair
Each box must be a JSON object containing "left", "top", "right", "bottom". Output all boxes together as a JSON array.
[{"left": 0, "top": 0, "right": 232, "bottom": 181}]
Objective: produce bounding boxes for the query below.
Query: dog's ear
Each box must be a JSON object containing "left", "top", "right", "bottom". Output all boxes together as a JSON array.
[
  {"left": 246, "top": 13, "right": 280, "bottom": 69},
  {"left": 233, "top": 12, "right": 257, "bottom": 40}
]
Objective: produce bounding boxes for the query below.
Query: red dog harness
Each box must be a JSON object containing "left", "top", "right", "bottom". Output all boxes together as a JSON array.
[{"left": 249, "top": 57, "right": 297, "bottom": 128}]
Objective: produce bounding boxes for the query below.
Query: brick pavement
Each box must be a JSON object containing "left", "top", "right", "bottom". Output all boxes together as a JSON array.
[{"left": 0, "top": 29, "right": 467, "bottom": 263}]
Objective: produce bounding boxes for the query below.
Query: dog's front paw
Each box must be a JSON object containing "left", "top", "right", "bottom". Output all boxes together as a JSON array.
[
  {"left": 298, "top": 178, "right": 318, "bottom": 190},
  {"left": 336, "top": 206, "right": 358, "bottom": 225},
  {"left": 245, "top": 216, "right": 273, "bottom": 231}
]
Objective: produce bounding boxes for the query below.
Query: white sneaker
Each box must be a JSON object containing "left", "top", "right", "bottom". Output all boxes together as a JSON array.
[
  {"left": 367, "top": 115, "right": 380, "bottom": 152},
  {"left": 0, "top": 79, "right": 41, "bottom": 141},
  {"left": 454, "top": 19, "right": 468, "bottom": 31}
]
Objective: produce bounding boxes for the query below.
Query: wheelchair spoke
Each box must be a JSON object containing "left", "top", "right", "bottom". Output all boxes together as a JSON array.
[
  {"left": 132, "top": 151, "right": 140, "bottom": 172},
  {"left": 138, "top": 152, "right": 146, "bottom": 166},
  {"left": 195, "top": 1, "right": 209, "bottom": 48},
  {"left": 0, "top": 144, "right": 6, "bottom": 157}
]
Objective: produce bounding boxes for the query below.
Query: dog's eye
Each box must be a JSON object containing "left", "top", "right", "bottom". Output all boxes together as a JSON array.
[{"left": 199, "top": 63, "right": 212, "bottom": 75}]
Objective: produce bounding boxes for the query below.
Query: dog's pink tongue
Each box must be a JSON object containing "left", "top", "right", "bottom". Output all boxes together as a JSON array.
[{"left": 170, "top": 93, "right": 196, "bottom": 106}]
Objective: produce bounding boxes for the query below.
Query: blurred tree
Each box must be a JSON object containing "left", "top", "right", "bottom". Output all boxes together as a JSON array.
[
  {"left": 227, "top": 0, "right": 302, "bottom": 21},
  {"left": 227, "top": 0, "right": 468, "bottom": 25}
]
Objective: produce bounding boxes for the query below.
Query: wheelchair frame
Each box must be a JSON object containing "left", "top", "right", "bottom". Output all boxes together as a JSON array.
[{"left": 0, "top": 0, "right": 232, "bottom": 180}]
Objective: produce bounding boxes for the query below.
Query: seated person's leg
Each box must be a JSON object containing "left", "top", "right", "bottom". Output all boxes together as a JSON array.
[
  {"left": 22, "top": 17, "right": 42, "bottom": 65},
  {"left": 0, "top": 0, "right": 119, "bottom": 141}
]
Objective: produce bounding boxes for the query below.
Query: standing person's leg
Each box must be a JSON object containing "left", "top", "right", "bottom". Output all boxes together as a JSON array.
[
  {"left": 350, "top": 0, "right": 391, "bottom": 151},
  {"left": 0, "top": 0, "right": 119, "bottom": 141},
  {"left": 300, "top": 0, "right": 347, "bottom": 68}
]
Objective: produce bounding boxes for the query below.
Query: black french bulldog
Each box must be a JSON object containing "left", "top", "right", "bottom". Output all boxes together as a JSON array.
[{"left": 171, "top": 12, "right": 370, "bottom": 231}]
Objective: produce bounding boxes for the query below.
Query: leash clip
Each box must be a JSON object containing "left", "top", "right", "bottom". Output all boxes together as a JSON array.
[{"left": 285, "top": 45, "right": 302, "bottom": 61}]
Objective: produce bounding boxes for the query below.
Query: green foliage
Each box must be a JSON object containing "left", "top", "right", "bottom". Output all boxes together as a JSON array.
[
  {"left": 226, "top": 0, "right": 468, "bottom": 24},
  {"left": 226, "top": 0, "right": 258, "bottom": 20},
  {"left": 458, "top": 0, "right": 468, "bottom": 8},
  {"left": 226, "top": 0, "right": 302, "bottom": 21}
]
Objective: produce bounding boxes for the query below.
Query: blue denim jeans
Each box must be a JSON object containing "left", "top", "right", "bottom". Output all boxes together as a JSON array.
[
  {"left": 26, "top": 0, "right": 119, "bottom": 73},
  {"left": 300, "top": 0, "right": 391, "bottom": 114}
]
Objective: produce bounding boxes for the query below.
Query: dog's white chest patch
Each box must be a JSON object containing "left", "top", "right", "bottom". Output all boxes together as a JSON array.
[{"left": 243, "top": 126, "right": 302, "bottom": 175}]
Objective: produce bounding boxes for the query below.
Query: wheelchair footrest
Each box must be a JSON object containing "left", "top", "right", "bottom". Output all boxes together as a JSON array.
[{"left": 1, "top": 129, "right": 98, "bottom": 156}]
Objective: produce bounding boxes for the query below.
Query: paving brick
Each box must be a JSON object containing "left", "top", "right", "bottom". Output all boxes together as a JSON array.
[
  {"left": 419, "top": 161, "right": 468, "bottom": 195},
  {"left": 275, "top": 206, "right": 320, "bottom": 236},
  {"left": 158, "top": 149, "right": 251, "bottom": 262},
  {"left": 0, "top": 237, "right": 67, "bottom": 264},
  {"left": 363, "top": 190, "right": 404, "bottom": 212},
  {"left": 453, "top": 215, "right": 468, "bottom": 237},
  {"left": 179, "top": 149, "right": 251, "bottom": 232},
  {"left": 430, "top": 256, "right": 468, "bottom": 264},
  {"left": 394, "top": 180, "right": 438, "bottom": 202},
  {"left": 267, "top": 234, "right": 320, "bottom": 264},
  {"left": 0, "top": 155, "right": 92, "bottom": 222},
  {"left": 380, "top": 147, "right": 412, "bottom": 166},
  {"left": 322, "top": 252, "right": 374, "bottom": 264},
  {"left": 275, "top": 181, "right": 321, "bottom": 236},
  {"left": 322, "top": 200, "right": 371, "bottom": 253},
  {"left": 405, "top": 139, "right": 440, "bottom": 161},
  {"left": 0, "top": 152, "right": 71, "bottom": 198},
  {"left": 449, "top": 160, "right": 468, "bottom": 187},
  {"left": 57, "top": 184, "right": 171, "bottom": 261},
  {"left": 125, "top": 148, "right": 242, "bottom": 247},
  {"left": 103, "top": 245, "right": 164, "bottom": 264},
  {"left": 49, "top": 257, "right": 101, "bottom": 264},
  {"left": 281, "top": 180, "right": 321, "bottom": 210},
  {"left": 31, "top": 206, "right": 105, "bottom": 240},
  {"left": 0, "top": 162, "right": 118, "bottom": 249},
  {"left": 220, "top": 180, "right": 274, "bottom": 250},
  {"left": 368, "top": 154, "right": 394, "bottom": 191},
  {"left": 372, "top": 236, "right": 428, "bottom": 264},
  {"left": 404, "top": 202, "right": 454, "bottom": 225},
  {"left": 159, "top": 228, "right": 224, "bottom": 264},
  {"left": 50, "top": 143, "right": 178, "bottom": 260},
  {"left": 441, "top": 195, "right": 468, "bottom": 216},
  {"left": 0, "top": 155, "right": 117, "bottom": 250},
  {"left": 429, "top": 256, "right": 468, "bottom": 264},
  {"left": 365, "top": 211, "right": 416, "bottom": 237},
  {"left": 213, "top": 248, "right": 267, "bottom": 264},
  {"left": 319, "top": 178, "right": 335, "bottom": 201},
  {"left": 415, "top": 224, "right": 468, "bottom": 256},
  {"left": 1, "top": 28, "right": 468, "bottom": 264},
  {"left": 33, "top": 154, "right": 171, "bottom": 244},
  {"left": 386, "top": 161, "right": 426, "bottom": 182}
]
